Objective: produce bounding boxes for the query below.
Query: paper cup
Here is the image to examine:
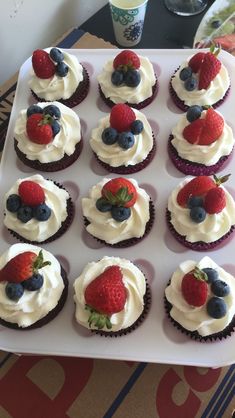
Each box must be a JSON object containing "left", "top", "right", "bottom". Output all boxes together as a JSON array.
[{"left": 109, "top": 0, "right": 148, "bottom": 47}]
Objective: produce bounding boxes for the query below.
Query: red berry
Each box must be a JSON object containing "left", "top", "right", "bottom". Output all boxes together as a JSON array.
[
  {"left": 101, "top": 177, "right": 137, "bottom": 208},
  {"left": 198, "top": 108, "right": 224, "bottom": 145},
  {"left": 183, "top": 118, "right": 205, "bottom": 144},
  {"left": 177, "top": 176, "right": 216, "bottom": 207},
  {"left": 32, "top": 49, "right": 56, "bottom": 79},
  {"left": 204, "top": 187, "right": 226, "bottom": 214},
  {"left": 18, "top": 180, "right": 45, "bottom": 207},
  {"left": 113, "top": 50, "right": 140, "bottom": 70},
  {"left": 181, "top": 268, "right": 208, "bottom": 307},
  {"left": 199, "top": 52, "right": 221, "bottom": 90},
  {"left": 110, "top": 104, "right": 136, "bottom": 133},
  {"left": 26, "top": 114, "right": 53, "bottom": 145},
  {"left": 188, "top": 52, "right": 205, "bottom": 73}
]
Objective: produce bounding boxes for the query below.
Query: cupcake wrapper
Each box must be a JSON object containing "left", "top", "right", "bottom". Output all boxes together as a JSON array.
[
  {"left": 168, "top": 135, "right": 232, "bottom": 176},
  {"left": 0, "top": 266, "right": 68, "bottom": 330},
  {"left": 94, "top": 134, "right": 156, "bottom": 174},
  {"left": 166, "top": 209, "right": 235, "bottom": 251},
  {"left": 31, "top": 66, "right": 90, "bottom": 108},
  {"left": 99, "top": 77, "right": 158, "bottom": 110}
]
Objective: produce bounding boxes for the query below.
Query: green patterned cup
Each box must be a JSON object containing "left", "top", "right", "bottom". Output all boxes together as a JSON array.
[{"left": 109, "top": 0, "right": 148, "bottom": 47}]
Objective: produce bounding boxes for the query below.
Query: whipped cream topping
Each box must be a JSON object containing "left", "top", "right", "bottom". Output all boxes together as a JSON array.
[
  {"left": 0, "top": 243, "right": 65, "bottom": 328},
  {"left": 171, "top": 110, "right": 234, "bottom": 166},
  {"left": 14, "top": 102, "right": 81, "bottom": 163},
  {"left": 165, "top": 256, "right": 235, "bottom": 337},
  {"left": 29, "top": 49, "right": 84, "bottom": 100},
  {"left": 90, "top": 109, "right": 153, "bottom": 167},
  {"left": 97, "top": 56, "right": 156, "bottom": 104},
  {"left": 4, "top": 174, "right": 69, "bottom": 242},
  {"left": 73, "top": 256, "right": 146, "bottom": 332},
  {"left": 171, "top": 56, "right": 230, "bottom": 106},
  {"left": 168, "top": 177, "right": 235, "bottom": 243},
  {"left": 82, "top": 178, "right": 150, "bottom": 244}
]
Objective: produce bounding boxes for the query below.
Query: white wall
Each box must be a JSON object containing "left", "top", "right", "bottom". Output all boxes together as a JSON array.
[{"left": 0, "top": 0, "right": 108, "bottom": 85}]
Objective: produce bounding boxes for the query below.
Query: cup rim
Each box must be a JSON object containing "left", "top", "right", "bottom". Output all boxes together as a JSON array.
[{"left": 109, "top": 0, "right": 148, "bottom": 10}]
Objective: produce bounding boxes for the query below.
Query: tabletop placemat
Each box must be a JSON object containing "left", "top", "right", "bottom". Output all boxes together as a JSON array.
[{"left": 0, "top": 27, "right": 234, "bottom": 418}]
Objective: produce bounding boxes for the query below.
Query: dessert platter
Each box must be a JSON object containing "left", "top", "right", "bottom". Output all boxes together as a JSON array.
[{"left": 0, "top": 48, "right": 235, "bottom": 367}]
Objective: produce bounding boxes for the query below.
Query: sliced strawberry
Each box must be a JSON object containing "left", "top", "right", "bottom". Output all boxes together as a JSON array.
[
  {"left": 18, "top": 180, "right": 45, "bottom": 207},
  {"left": 26, "top": 113, "right": 53, "bottom": 145},
  {"left": 181, "top": 267, "right": 208, "bottom": 307},
  {"left": 113, "top": 50, "right": 140, "bottom": 70},
  {"left": 198, "top": 108, "right": 224, "bottom": 145},
  {"left": 32, "top": 49, "right": 56, "bottom": 79},
  {"left": 204, "top": 187, "right": 226, "bottom": 214},
  {"left": 101, "top": 177, "right": 137, "bottom": 208},
  {"left": 110, "top": 104, "right": 136, "bottom": 133},
  {"left": 183, "top": 118, "right": 205, "bottom": 144},
  {"left": 198, "top": 51, "right": 221, "bottom": 90},
  {"left": 177, "top": 176, "right": 216, "bottom": 207},
  {"left": 188, "top": 52, "right": 205, "bottom": 73}
]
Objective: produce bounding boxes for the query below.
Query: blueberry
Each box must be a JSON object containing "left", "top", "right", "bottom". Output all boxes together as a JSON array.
[
  {"left": 190, "top": 206, "right": 206, "bottom": 223},
  {"left": 202, "top": 268, "right": 218, "bottom": 284},
  {"left": 207, "top": 297, "right": 227, "bottom": 319},
  {"left": 179, "top": 66, "right": 193, "bottom": 81},
  {"left": 211, "top": 280, "right": 230, "bottom": 297},
  {"left": 51, "top": 120, "right": 61, "bottom": 137},
  {"left": 96, "top": 198, "right": 112, "bottom": 212},
  {"left": 6, "top": 194, "right": 22, "bottom": 213},
  {"left": 211, "top": 19, "right": 221, "bottom": 29},
  {"left": 33, "top": 204, "right": 51, "bottom": 221},
  {"left": 17, "top": 206, "right": 33, "bottom": 223},
  {"left": 5, "top": 282, "right": 24, "bottom": 301},
  {"left": 22, "top": 273, "right": 44, "bottom": 291},
  {"left": 56, "top": 62, "right": 69, "bottom": 77},
  {"left": 43, "top": 105, "right": 61, "bottom": 119},
  {"left": 117, "top": 131, "right": 135, "bottom": 149},
  {"left": 101, "top": 127, "right": 118, "bottom": 145},
  {"left": 124, "top": 70, "right": 141, "bottom": 87},
  {"left": 131, "top": 120, "right": 144, "bottom": 135},
  {"left": 184, "top": 76, "right": 197, "bottom": 91},
  {"left": 111, "top": 206, "right": 131, "bottom": 222},
  {"left": 111, "top": 70, "right": 124, "bottom": 86},
  {"left": 187, "top": 195, "right": 204, "bottom": 209},
  {"left": 50, "top": 48, "right": 64, "bottom": 63},
  {"left": 186, "top": 105, "right": 203, "bottom": 123},
  {"left": 26, "top": 105, "right": 43, "bottom": 118}
]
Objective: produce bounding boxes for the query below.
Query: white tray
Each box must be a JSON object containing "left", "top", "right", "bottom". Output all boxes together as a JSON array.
[{"left": 0, "top": 49, "right": 235, "bottom": 367}]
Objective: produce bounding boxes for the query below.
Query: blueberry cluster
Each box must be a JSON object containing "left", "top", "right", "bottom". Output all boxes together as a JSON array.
[
  {"left": 187, "top": 195, "right": 207, "bottom": 223},
  {"left": 111, "top": 69, "right": 140, "bottom": 87},
  {"left": 49, "top": 48, "right": 68, "bottom": 77},
  {"left": 186, "top": 105, "right": 203, "bottom": 122},
  {"left": 179, "top": 67, "right": 197, "bottom": 91},
  {"left": 5, "top": 273, "right": 44, "bottom": 301},
  {"left": 96, "top": 197, "right": 131, "bottom": 222},
  {"left": 27, "top": 104, "right": 61, "bottom": 137},
  {"left": 6, "top": 194, "right": 51, "bottom": 223},
  {"left": 202, "top": 267, "right": 230, "bottom": 319},
  {"left": 101, "top": 120, "right": 143, "bottom": 150}
]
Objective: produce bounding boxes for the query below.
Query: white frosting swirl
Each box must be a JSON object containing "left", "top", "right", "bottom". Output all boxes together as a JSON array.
[
  {"left": 90, "top": 109, "right": 153, "bottom": 167},
  {"left": 171, "top": 56, "right": 230, "bottom": 106},
  {"left": 165, "top": 256, "right": 235, "bottom": 337},
  {"left": 82, "top": 178, "right": 150, "bottom": 244},
  {"left": 0, "top": 243, "right": 65, "bottom": 328},
  {"left": 73, "top": 256, "right": 146, "bottom": 331},
  {"left": 29, "top": 49, "right": 84, "bottom": 100},
  {"left": 14, "top": 102, "right": 81, "bottom": 163},
  {"left": 4, "top": 174, "right": 70, "bottom": 242},
  {"left": 171, "top": 110, "right": 234, "bottom": 166},
  {"left": 97, "top": 56, "right": 156, "bottom": 104},
  {"left": 168, "top": 177, "right": 235, "bottom": 243}
]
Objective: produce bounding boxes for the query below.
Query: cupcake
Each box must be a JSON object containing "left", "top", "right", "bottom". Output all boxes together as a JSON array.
[
  {"left": 0, "top": 243, "right": 68, "bottom": 330},
  {"left": 29, "top": 48, "right": 89, "bottom": 108},
  {"left": 4, "top": 174, "right": 74, "bottom": 244},
  {"left": 167, "top": 174, "right": 235, "bottom": 251},
  {"left": 164, "top": 256, "right": 235, "bottom": 341},
  {"left": 73, "top": 256, "right": 150, "bottom": 336},
  {"left": 170, "top": 46, "right": 230, "bottom": 111},
  {"left": 90, "top": 103, "right": 156, "bottom": 174},
  {"left": 98, "top": 50, "right": 158, "bottom": 109},
  {"left": 14, "top": 102, "right": 83, "bottom": 172},
  {"left": 168, "top": 106, "right": 234, "bottom": 175},
  {"left": 82, "top": 177, "right": 154, "bottom": 248}
]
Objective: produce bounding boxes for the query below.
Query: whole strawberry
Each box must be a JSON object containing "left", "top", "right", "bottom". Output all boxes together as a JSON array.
[
  {"left": 198, "top": 46, "right": 221, "bottom": 90},
  {"left": 181, "top": 267, "right": 208, "bottom": 307},
  {"left": 85, "top": 266, "right": 127, "bottom": 329},
  {"left": 101, "top": 177, "right": 137, "bottom": 208},
  {"left": 188, "top": 52, "right": 205, "bottom": 73},
  {"left": 18, "top": 180, "right": 45, "bottom": 207},
  {"left": 110, "top": 104, "right": 136, "bottom": 132},
  {"left": 0, "top": 250, "right": 51, "bottom": 283},
  {"left": 113, "top": 50, "right": 140, "bottom": 70},
  {"left": 26, "top": 113, "right": 53, "bottom": 145},
  {"left": 32, "top": 49, "right": 56, "bottom": 79},
  {"left": 204, "top": 187, "right": 226, "bottom": 214}
]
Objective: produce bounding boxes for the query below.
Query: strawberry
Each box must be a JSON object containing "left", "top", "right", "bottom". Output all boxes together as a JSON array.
[
  {"left": 183, "top": 118, "right": 205, "bottom": 144},
  {"left": 177, "top": 176, "right": 216, "bottom": 207},
  {"left": 113, "top": 50, "right": 140, "bottom": 70},
  {"left": 0, "top": 250, "right": 51, "bottom": 283},
  {"left": 204, "top": 187, "right": 226, "bottom": 214},
  {"left": 32, "top": 49, "right": 56, "bottom": 79},
  {"left": 188, "top": 52, "right": 205, "bottom": 73},
  {"left": 198, "top": 46, "right": 221, "bottom": 90},
  {"left": 181, "top": 267, "right": 208, "bottom": 307},
  {"left": 183, "top": 108, "right": 224, "bottom": 145},
  {"left": 110, "top": 104, "right": 136, "bottom": 133},
  {"left": 101, "top": 177, "right": 137, "bottom": 208},
  {"left": 84, "top": 266, "right": 126, "bottom": 329},
  {"left": 18, "top": 180, "right": 45, "bottom": 207},
  {"left": 26, "top": 113, "right": 53, "bottom": 145}
]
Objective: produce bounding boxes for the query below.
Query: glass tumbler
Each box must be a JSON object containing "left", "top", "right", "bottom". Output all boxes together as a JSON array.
[{"left": 164, "top": 0, "right": 208, "bottom": 16}]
